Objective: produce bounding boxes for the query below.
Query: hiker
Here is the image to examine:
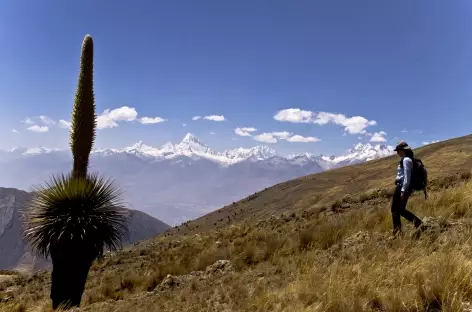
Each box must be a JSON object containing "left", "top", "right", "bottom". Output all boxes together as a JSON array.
[{"left": 391, "top": 141, "right": 424, "bottom": 236}]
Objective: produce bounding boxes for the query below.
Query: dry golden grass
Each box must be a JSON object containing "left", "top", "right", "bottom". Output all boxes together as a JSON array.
[
  {"left": 3, "top": 137, "right": 472, "bottom": 311},
  {"left": 168, "top": 135, "right": 472, "bottom": 236},
  {"left": 3, "top": 179, "right": 472, "bottom": 311}
]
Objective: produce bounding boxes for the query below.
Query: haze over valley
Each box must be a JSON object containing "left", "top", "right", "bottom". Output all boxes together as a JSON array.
[{"left": 0, "top": 133, "right": 395, "bottom": 225}]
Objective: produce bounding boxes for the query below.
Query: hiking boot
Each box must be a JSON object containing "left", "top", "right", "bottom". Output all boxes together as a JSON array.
[
  {"left": 390, "top": 230, "right": 403, "bottom": 240},
  {"left": 411, "top": 223, "right": 427, "bottom": 240}
]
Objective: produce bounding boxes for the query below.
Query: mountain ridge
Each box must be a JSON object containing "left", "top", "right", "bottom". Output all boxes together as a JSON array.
[
  {"left": 0, "top": 134, "right": 396, "bottom": 225},
  {"left": 166, "top": 134, "right": 469, "bottom": 236},
  {"left": 0, "top": 187, "right": 170, "bottom": 271},
  {"left": 0, "top": 134, "right": 467, "bottom": 312},
  {"left": 3, "top": 133, "right": 395, "bottom": 168}
]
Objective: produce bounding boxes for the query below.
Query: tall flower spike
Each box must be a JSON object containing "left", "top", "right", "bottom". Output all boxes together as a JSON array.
[{"left": 70, "top": 34, "right": 97, "bottom": 180}]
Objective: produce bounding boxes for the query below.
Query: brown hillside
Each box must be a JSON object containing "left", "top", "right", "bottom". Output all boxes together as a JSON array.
[
  {"left": 170, "top": 134, "right": 472, "bottom": 235},
  {"left": 3, "top": 134, "right": 472, "bottom": 311}
]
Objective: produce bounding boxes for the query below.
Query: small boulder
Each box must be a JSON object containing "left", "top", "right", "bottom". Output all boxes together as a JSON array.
[
  {"left": 421, "top": 216, "right": 450, "bottom": 234},
  {"left": 188, "top": 270, "right": 203, "bottom": 277},
  {"left": 342, "top": 231, "right": 370, "bottom": 249},
  {"left": 160, "top": 274, "right": 180, "bottom": 289},
  {"left": 205, "top": 260, "right": 234, "bottom": 275},
  {"left": 462, "top": 302, "right": 472, "bottom": 312},
  {"left": 4, "top": 286, "right": 20, "bottom": 295}
]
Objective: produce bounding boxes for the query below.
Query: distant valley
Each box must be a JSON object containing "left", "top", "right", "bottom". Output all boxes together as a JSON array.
[
  {"left": 0, "top": 187, "right": 169, "bottom": 270},
  {"left": 0, "top": 133, "right": 394, "bottom": 225}
]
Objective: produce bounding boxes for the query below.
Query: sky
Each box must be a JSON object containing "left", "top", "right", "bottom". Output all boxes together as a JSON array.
[{"left": 0, "top": 0, "right": 472, "bottom": 156}]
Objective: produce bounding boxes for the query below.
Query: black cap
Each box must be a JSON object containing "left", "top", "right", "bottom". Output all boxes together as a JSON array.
[{"left": 394, "top": 141, "right": 411, "bottom": 151}]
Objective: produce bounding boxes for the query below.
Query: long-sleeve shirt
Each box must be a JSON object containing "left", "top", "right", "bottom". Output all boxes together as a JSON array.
[{"left": 395, "top": 157, "right": 413, "bottom": 192}]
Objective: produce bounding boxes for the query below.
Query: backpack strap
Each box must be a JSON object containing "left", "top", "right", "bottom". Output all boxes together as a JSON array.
[{"left": 415, "top": 159, "right": 428, "bottom": 199}]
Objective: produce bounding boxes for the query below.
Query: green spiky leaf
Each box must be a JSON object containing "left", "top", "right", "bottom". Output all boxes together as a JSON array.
[
  {"left": 70, "top": 34, "right": 97, "bottom": 179},
  {"left": 23, "top": 173, "right": 129, "bottom": 258}
]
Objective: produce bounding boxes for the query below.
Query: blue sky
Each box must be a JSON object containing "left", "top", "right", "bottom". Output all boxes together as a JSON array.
[{"left": 1, "top": 0, "right": 471, "bottom": 156}]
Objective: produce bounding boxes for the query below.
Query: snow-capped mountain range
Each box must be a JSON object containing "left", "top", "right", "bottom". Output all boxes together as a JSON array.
[
  {"left": 3, "top": 133, "right": 393, "bottom": 168},
  {"left": 0, "top": 133, "right": 394, "bottom": 225},
  {"left": 97, "top": 133, "right": 394, "bottom": 167},
  {"left": 92, "top": 133, "right": 280, "bottom": 166}
]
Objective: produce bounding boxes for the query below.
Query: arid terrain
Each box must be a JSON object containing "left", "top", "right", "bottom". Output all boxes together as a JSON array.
[{"left": 2, "top": 135, "right": 472, "bottom": 311}]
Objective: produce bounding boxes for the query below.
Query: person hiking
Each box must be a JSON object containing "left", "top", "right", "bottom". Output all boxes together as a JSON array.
[{"left": 391, "top": 141, "right": 424, "bottom": 236}]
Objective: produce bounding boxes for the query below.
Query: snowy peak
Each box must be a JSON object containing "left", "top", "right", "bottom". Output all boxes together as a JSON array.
[
  {"left": 285, "top": 152, "right": 333, "bottom": 169},
  {"left": 349, "top": 143, "right": 391, "bottom": 154},
  {"left": 122, "top": 141, "right": 162, "bottom": 157},
  {"left": 1, "top": 134, "right": 394, "bottom": 168},
  {"left": 350, "top": 143, "right": 369, "bottom": 154},
  {"left": 248, "top": 145, "right": 277, "bottom": 160},
  {"left": 288, "top": 152, "right": 317, "bottom": 160},
  {"left": 176, "top": 133, "right": 213, "bottom": 154},
  {"left": 178, "top": 133, "right": 210, "bottom": 151},
  {"left": 223, "top": 145, "right": 277, "bottom": 161},
  {"left": 180, "top": 133, "right": 204, "bottom": 145},
  {"left": 160, "top": 142, "right": 175, "bottom": 152},
  {"left": 375, "top": 144, "right": 393, "bottom": 152},
  {"left": 332, "top": 142, "right": 394, "bottom": 165},
  {"left": 100, "top": 134, "right": 279, "bottom": 165},
  {"left": 129, "top": 141, "right": 146, "bottom": 150}
]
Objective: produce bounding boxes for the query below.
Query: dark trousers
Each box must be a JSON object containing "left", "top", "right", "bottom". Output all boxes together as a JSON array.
[{"left": 391, "top": 184, "right": 422, "bottom": 234}]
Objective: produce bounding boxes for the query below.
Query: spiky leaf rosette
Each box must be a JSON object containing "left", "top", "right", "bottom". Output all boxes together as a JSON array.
[
  {"left": 70, "top": 34, "right": 97, "bottom": 179},
  {"left": 24, "top": 173, "right": 129, "bottom": 258}
]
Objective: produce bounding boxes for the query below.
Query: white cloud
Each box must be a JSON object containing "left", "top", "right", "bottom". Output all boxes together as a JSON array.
[
  {"left": 203, "top": 115, "right": 225, "bottom": 122},
  {"left": 97, "top": 106, "right": 138, "bottom": 129},
  {"left": 139, "top": 116, "right": 167, "bottom": 124},
  {"left": 21, "top": 107, "right": 165, "bottom": 131},
  {"left": 27, "top": 125, "right": 49, "bottom": 133},
  {"left": 286, "top": 135, "right": 320, "bottom": 143},
  {"left": 22, "top": 116, "right": 56, "bottom": 126},
  {"left": 11, "top": 129, "right": 18, "bottom": 133},
  {"left": 313, "top": 112, "right": 376, "bottom": 134},
  {"left": 39, "top": 115, "right": 56, "bottom": 125},
  {"left": 59, "top": 120, "right": 71, "bottom": 129},
  {"left": 422, "top": 140, "right": 439, "bottom": 146},
  {"left": 357, "top": 136, "right": 363, "bottom": 140},
  {"left": 273, "top": 108, "right": 315, "bottom": 123},
  {"left": 182, "top": 123, "right": 187, "bottom": 127},
  {"left": 370, "top": 131, "right": 387, "bottom": 142},
  {"left": 401, "top": 129, "right": 408, "bottom": 133},
  {"left": 21, "top": 117, "right": 35, "bottom": 125},
  {"left": 271, "top": 131, "right": 291, "bottom": 140},
  {"left": 209, "top": 132, "right": 216, "bottom": 135},
  {"left": 192, "top": 115, "right": 225, "bottom": 122},
  {"left": 254, "top": 133, "right": 278, "bottom": 143},
  {"left": 234, "top": 127, "right": 257, "bottom": 137},
  {"left": 273, "top": 108, "right": 376, "bottom": 134},
  {"left": 254, "top": 131, "right": 320, "bottom": 144}
]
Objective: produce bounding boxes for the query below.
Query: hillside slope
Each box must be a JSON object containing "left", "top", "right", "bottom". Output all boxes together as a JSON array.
[
  {"left": 170, "top": 135, "right": 472, "bottom": 235},
  {"left": 2, "top": 135, "right": 472, "bottom": 311},
  {"left": 0, "top": 188, "right": 170, "bottom": 271}
]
